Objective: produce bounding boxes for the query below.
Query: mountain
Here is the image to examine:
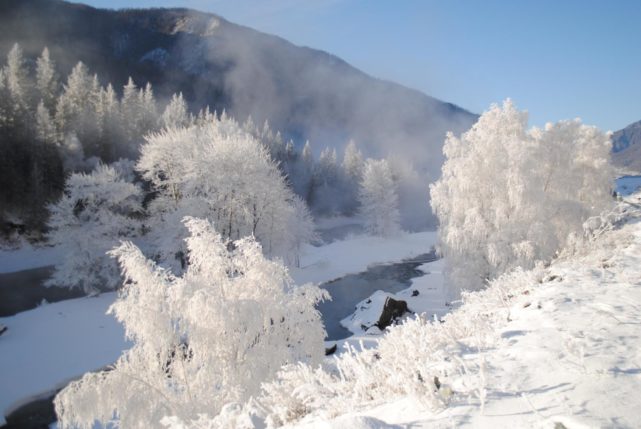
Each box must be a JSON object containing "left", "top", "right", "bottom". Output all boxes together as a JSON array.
[
  {"left": 612, "top": 120, "right": 641, "bottom": 173},
  {"left": 0, "top": 0, "right": 475, "bottom": 173}
]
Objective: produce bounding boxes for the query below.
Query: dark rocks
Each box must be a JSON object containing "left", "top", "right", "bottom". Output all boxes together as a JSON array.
[
  {"left": 325, "top": 344, "right": 337, "bottom": 356},
  {"left": 376, "top": 297, "right": 409, "bottom": 330},
  {"left": 411, "top": 289, "right": 419, "bottom": 297}
]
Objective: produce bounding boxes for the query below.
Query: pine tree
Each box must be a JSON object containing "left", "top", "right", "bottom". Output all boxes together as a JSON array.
[
  {"left": 342, "top": 140, "right": 364, "bottom": 182},
  {"left": 120, "top": 77, "right": 141, "bottom": 143},
  {"left": 36, "top": 101, "right": 57, "bottom": 144},
  {"left": 358, "top": 158, "right": 400, "bottom": 237},
  {"left": 341, "top": 139, "right": 364, "bottom": 214},
  {"left": 4, "top": 43, "right": 30, "bottom": 124},
  {"left": 161, "top": 92, "right": 190, "bottom": 129},
  {"left": 35, "top": 47, "right": 58, "bottom": 111}
]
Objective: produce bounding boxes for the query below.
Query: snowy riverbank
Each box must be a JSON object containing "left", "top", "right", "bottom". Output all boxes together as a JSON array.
[
  {"left": 287, "top": 195, "right": 641, "bottom": 428},
  {"left": 0, "top": 230, "right": 437, "bottom": 424}
]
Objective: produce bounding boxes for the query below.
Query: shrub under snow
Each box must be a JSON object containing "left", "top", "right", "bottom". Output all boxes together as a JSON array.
[{"left": 54, "top": 217, "right": 328, "bottom": 428}]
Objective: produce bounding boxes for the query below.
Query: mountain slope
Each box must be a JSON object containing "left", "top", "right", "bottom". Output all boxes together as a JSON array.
[
  {"left": 612, "top": 120, "right": 641, "bottom": 173},
  {"left": 0, "top": 0, "right": 476, "bottom": 177}
]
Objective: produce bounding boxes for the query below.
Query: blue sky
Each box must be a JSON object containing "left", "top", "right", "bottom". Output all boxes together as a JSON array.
[{"left": 80, "top": 0, "right": 640, "bottom": 131}]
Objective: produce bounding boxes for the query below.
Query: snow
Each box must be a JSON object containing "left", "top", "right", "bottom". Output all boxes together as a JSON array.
[
  {"left": 10, "top": 202, "right": 641, "bottom": 428},
  {"left": 340, "top": 259, "right": 448, "bottom": 336},
  {"left": 0, "top": 293, "right": 128, "bottom": 424},
  {"left": 294, "top": 198, "right": 641, "bottom": 428},
  {"left": 291, "top": 231, "right": 436, "bottom": 285},
  {"left": 0, "top": 244, "right": 62, "bottom": 274},
  {"left": 615, "top": 175, "right": 641, "bottom": 196},
  {"left": 0, "top": 230, "right": 435, "bottom": 423}
]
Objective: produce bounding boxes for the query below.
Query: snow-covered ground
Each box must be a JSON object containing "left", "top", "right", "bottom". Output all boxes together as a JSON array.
[
  {"left": 0, "top": 293, "right": 127, "bottom": 425},
  {"left": 292, "top": 231, "right": 436, "bottom": 285},
  {"left": 0, "top": 230, "right": 436, "bottom": 424},
  {"left": 292, "top": 197, "right": 641, "bottom": 428},
  {"left": 340, "top": 259, "right": 448, "bottom": 337},
  {"left": 616, "top": 175, "right": 641, "bottom": 196},
  {"left": 0, "top": 244, "right": 62, "bottom": 274}
]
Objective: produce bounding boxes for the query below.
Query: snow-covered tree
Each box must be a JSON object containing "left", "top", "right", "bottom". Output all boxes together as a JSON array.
[
  {"left": 341, "top": 139, "right": 364, "bottom": 214},
  {"left": 35, "top": 101, "right": 57, "bottom": 144},
  {"left": 46, "top": 164, "right": 142, "bottom": 294},
  {"left": 358, "top": 158, "right": 401, "bottom": 237},
  {"left": 55, "top": 62, "right": 100, "bottom": 147},
  {"left": 54, "top": 217, "right": 328, "bottom": 428},
  {"left": 311, "top": 147, "right": 341, "bottom": 214},
  {"left": 0, "top": 69, "right": 7, "bottom": 128},
  {"left": 429, "top": 100, "right": 614, "bottom": 296},
  {"left": 161, "top": 92, "right": 190, "bottom": 129},
  {"left": 35, "top": 47, "right": 58, "bottom": 111},
  {"left": 342, "top": 140, "right": 364, "bottom": 182},
  {"left": 139, "top": 82, "right": 158, "bottom": 134},
  {"left": 288, "top": 140, "right": 314, "bottom": 200},
  {"left": 4, "top": 43, "right": 29, "bottom": 123},
  {"left": 287, "top": 195, "right": 319, "bottom": 267},
  {"left": 120, "top": 77, "right": 141, "bottom": 142},
  {"left": 138, "top": 117, "right": 315, "bottom": 265}
]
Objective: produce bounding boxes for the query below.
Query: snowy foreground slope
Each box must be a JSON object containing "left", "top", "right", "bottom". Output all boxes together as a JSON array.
[
  {"left": 0, "top": 231, "right": 435, "bottom": 424},
  {"left": 293, "top": 200, "right": 641, "bottom": 428}
]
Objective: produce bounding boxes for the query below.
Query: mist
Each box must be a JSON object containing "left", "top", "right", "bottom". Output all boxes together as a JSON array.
[{"left": 0, "top": 0, "right": 477, "bottom": 230}]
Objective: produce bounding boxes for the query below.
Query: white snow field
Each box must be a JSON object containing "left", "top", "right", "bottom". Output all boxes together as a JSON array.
[
  {"left": 0, "top": 293, "right": 127, "bottom": 425},
  {"left": 0, "top": 244, "right": 62, "bottom": 274},
  {"left": 291, "top": 196, "right": 641, "bottom": 428},
  {"left": 291, "top": 231, "right": 436, "bottom": 285},
  {"left": 0, "top": 231, "right": 436, "bottom": 424}
]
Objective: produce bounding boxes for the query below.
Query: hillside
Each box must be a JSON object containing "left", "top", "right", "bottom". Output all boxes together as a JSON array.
[
  {"left": 0, "top": 0, "right": 476, "bottom": 173},
  {"left": 613, "top": 120, "right": 641, "bottom": 173}
]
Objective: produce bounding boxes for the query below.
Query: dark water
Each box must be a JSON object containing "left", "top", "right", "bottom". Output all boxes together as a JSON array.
[
  {"left": 3, "top": 392, "right": 58, "bottom": 429},
  {"left": 0, "top": 266, "right": 83, "bottom": 317},
  {"left": 317, "top": 251, "right": 437, "bottom": 340}
]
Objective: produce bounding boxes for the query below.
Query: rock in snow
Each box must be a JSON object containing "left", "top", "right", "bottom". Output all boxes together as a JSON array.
[{"left": 375, "top": 297, "right": 408, "bottom": 330}]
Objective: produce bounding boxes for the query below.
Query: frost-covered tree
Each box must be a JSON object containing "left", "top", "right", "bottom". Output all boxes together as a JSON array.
[
  {"left": 54, "top": 217, "right": 328, "bottom": 428},
  {"left": 161, "top": 92, "right": 190, "bottom": 129},
  {"left": 429, "top": 100, "right": 613, "bottom": 296},
  {"left": 46, "top": 164, "right": 142, "bottom": 294},
  {"left": 341, "top": 139, "right": 364, "bottom": 214},
  {"left": 55, "top": 62, "right": 101, "bottom": 150},
  {"left": 139, "top": 82, "right": 158, "bottom": 134},
  {"left": 358, "top": 158, "right": 401, "bottom": 237},
  {"left": 35, "top": 101, "right": 57, "bottom": 144},
  {"left": 35, "top": 47, "right": 58, "bottom": 111},
  {"left": 138, "top": 116, "right": 314, "bottom": 266},
  {"left": 311, "top": 147, "right": 341, "bottom": 214},
  {"left": 287, "top": 195, "right": 319, "bottom": 267},
  {"left": 4, "top": 43, "right": 29, "bottom": 123},
  {"left": 120, "top": 77, "right": 140, "bottom": 142}
]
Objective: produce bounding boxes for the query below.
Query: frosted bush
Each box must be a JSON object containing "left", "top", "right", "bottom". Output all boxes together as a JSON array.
[
  {"left": 54, "top": 217, "right": 328, "bottom": 428},
  {"left": 46, "top": 164, "right": 142, "bottom": 293},
  {"left": 430, "top": 100, "right": 614, "bottom": 296}
]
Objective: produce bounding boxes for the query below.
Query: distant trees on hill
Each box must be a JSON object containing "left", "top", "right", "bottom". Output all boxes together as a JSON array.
[{"left": 0, "top": 42, "right": 403, "bottom": 241}]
